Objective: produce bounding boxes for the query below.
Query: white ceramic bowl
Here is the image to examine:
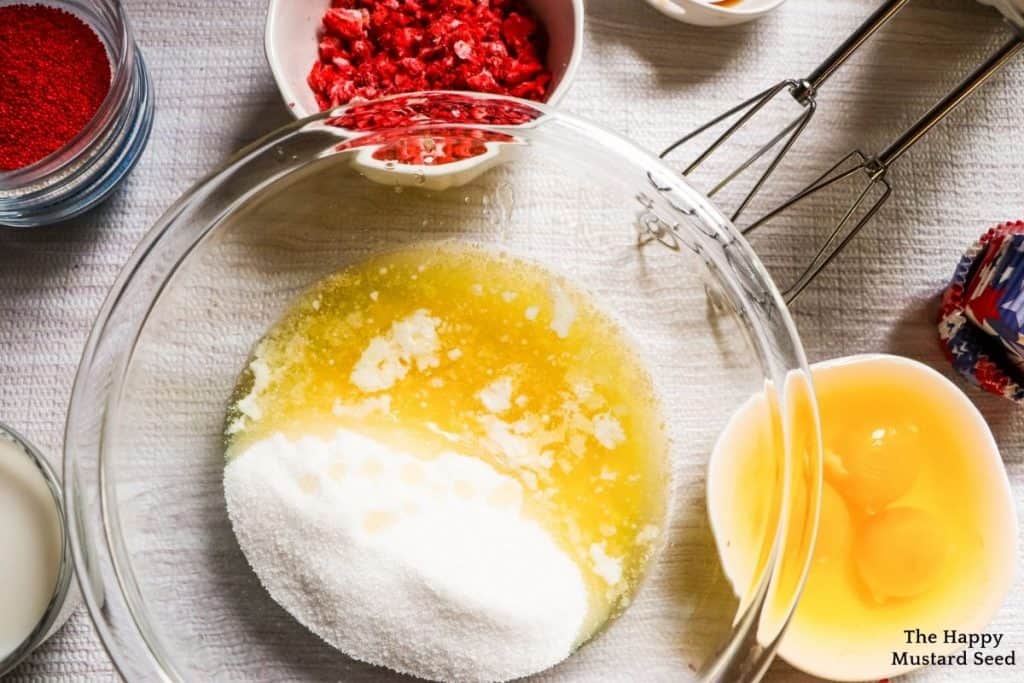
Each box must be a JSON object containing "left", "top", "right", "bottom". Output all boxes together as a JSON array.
[
  {"left": 708, "top": 354, "right": 1017, "bottom": 681},
  {"left": 266, "top": 0, "right": 584, "bottom": 118},
  {"left": 645, "top": 0, "right": 786, "bottom": 27}
]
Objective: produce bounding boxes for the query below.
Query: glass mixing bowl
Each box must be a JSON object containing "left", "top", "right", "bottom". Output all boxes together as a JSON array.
[{"left": 64, "top": 93, "right": 821, "bottom": 682}]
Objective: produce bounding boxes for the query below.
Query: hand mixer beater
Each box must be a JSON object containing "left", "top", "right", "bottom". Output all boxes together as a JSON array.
[{"left": 660, "top": 0, "right": 1024, "bottom": 302}]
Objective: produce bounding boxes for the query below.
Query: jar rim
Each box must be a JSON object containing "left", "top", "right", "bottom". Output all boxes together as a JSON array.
[
  {"left": 0, "top": 0, "right": 135, "bottom": 189},
  {"left": 0, "top": 421, "right": 75, "bottom": 678}
]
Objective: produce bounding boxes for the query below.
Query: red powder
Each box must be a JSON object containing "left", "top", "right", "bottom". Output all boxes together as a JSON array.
[
  {"left": 308, "top": 0, "right": 552, "bottom": 110},
  {"left": 0, "top": 4, "right": 112, "bottom": 172}
]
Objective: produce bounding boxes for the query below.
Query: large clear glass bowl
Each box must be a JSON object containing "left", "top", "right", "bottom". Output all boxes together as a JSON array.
[{"left": 64, "top": 93, "right": 821, "bottom": 682}]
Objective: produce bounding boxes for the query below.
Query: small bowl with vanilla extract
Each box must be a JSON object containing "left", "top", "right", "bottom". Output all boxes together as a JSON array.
[{"left": 644, "top": 0, "right": 786, "bottom": 26}]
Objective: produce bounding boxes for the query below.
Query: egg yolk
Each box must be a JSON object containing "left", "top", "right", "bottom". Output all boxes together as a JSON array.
[
  {"left": 821, "top": 421, "right": 947, "bottom": 603},
  {"left": 825, "top": 421, "right": 922, "bottom": 514},
  {"left": 856, "top": 506, "right": 949, "bottom": 602}
]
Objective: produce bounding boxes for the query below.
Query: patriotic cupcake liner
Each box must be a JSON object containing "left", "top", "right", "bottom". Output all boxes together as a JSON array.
[{"left": 938, "top": 220, "right": 1024, "bottom": 403}]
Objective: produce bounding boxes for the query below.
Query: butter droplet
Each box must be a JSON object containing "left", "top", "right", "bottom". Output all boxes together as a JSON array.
[
  {"left": 298, "top": 473, "right": 319, "bottom": 494},
  {"left": 359, "top": 458, "right": 385, "bottom": 477},
  {"left": 487, "top": 481, "right": 521, "bottom": 508},
  {"left": 453, "top": 480, "right": 475, "bottom": 499},
  {"left": 363, "top": 509, "right": 399, "bottom": 534},
  {"left": 400, "top": 461, "right": 425, "bottom": 485},
  {"left": 328, "top": 462, "right": 348, "bottom": 481}
]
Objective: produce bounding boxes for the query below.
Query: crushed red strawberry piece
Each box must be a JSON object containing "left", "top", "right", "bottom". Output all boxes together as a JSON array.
[
  {"left": 322, "top": 8, "right": 369, "bottom": 40},
  {"left": 307, "top": 0, "right": 553, "bottom": 110},
  {"left": 327, "top": 93, "right": 540, "bottom": 131},
  {"left": 338, "top": 127, "right": 516, "bottom": 166},
  {"left": 330, "top": 94, "right": 536, "bottom": 166}
]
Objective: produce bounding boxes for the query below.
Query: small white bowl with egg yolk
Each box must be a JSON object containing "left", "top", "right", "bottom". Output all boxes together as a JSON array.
[{"left": 708, "top": 354, "right": 1017, "bottom": 681}]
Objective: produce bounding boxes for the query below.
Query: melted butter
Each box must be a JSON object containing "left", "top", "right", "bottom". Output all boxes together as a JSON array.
[{"left": 226, "top": 243, "right": 669, "bottom": 639}]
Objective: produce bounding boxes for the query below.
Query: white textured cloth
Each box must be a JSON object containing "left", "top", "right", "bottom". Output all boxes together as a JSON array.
[{"left": 2, "top": 0, "right": 1023, "bottom": 681}]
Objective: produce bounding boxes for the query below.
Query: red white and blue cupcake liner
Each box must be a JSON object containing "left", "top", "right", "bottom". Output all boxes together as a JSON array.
[{"left": 938, "top": 220, "right": 1024, "bottom": 403}]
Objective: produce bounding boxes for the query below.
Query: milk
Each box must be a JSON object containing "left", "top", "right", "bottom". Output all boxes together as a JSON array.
[{"left": 0, "top": 433, "right": 62, "bottom": 659}]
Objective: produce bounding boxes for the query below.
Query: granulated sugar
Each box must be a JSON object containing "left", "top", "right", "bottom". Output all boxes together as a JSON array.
[{"left": 224, "top": 428, "right": 588, "bottom": 683}]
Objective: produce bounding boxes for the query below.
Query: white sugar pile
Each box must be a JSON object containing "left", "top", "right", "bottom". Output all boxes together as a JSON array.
[{"left": 224, "top": 429, "right": 588, "bottom": 683}]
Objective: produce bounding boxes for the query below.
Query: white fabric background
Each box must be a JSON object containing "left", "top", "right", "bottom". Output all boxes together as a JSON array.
[{"left": 2, "top": 0, "right": 1023, "bottom": 680}]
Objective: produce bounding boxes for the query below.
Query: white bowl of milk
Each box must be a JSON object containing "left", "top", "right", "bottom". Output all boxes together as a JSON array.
[{"left": 0, "top": 424, "right": 78, "bottom": 676}]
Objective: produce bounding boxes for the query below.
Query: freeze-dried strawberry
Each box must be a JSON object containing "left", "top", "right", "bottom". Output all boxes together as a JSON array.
[
  {"left": 328, "top": 94, "right": 540, "bottom": 131},
  {"left": 322, "top": 8, "right": 369, "bottom": 40},
  {"left": 453, "top": 40, "right": 472, "bottom": 60},
  {"left": 337, "top": 126, "right": 518, "bottom": 166},
  {"left": 502, "top": 13, "right": 536, "bottom": 52},
  {"left": 505, "top": 59, "right": 543, "bottom": 86},
  {"left": 391, "top": 27, "right": 423, "bottom": 57},
  {"left": 307, "top": 0, "right": 552, "bottom": 110},
  {"left": 349, "top": 38, "right": 374, "bottom": 63},
  {"left": 465, "top": 70, "right": 500, "bottom": 93},
  {"left": 318, "top": 36, "right": 345, "bottom": 63}
]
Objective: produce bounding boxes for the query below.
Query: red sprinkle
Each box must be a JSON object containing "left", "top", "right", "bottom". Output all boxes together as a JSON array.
[
  {"left": 308, "top": 0, "right": 553, "bottom": 110},
  {"left": 0, "top": 4, "right": 112, "bottom": 172}
]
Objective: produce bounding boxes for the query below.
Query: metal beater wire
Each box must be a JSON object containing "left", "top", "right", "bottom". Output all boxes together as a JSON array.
[
  {"left": 660, "top": 0, "right": 910, "bottom": 224},
  {"left": 659, "top": 0, "right": 1024, "bottom": 302},
  {"left": 752, "top": 32, "right": 1024, "bottom": 302}
]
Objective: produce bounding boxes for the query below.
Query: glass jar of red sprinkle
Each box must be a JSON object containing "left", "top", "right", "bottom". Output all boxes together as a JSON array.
[{"left": 0, "top": 1, "right": 154, "bottom": 228}]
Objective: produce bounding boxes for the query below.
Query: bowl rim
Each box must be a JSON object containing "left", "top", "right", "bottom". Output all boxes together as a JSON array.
[
  {"left": 264, "top": 0, "right": 585, "bottom": 119},
  {"left": 644, "top": 0, "right": 786, "bottom": 25},
  {"left": 0, "top": 0, "right": 135, "bottom": 187},
  {"left": 0, "top": 422, "right": 76, "bottom": 678},
  {"left": 64, "top": 90, "right": 820, "bottom": 682}
]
